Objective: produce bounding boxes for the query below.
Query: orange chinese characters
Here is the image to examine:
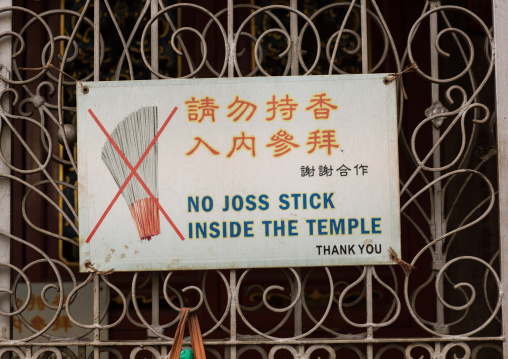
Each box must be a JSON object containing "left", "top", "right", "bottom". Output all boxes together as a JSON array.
[
  {"left": 186, "top": 137, "right": 220, "bottom": 156},
  {"left": 184, "top": 96, "right": 220, "bottom": 123},
  {"left": 30, "top": 315, "right": 47, "bottom": 330},
  {"left": 266, "top": 94, "right": 299, "bottom": 121},
  {"left": 53, "top": 315, "right": 73, "bottom": 332},
  {"left": 305, "top": 93, "right": 338, "bottom": 120},
  {"left": 306, "top": 129, "right": 340, "bottom": 155},
  {"left": 226, "top": 131, "right": 256, "bottom": 158},
  {"left": 28, "top": 295, "right": 45, "bottom": 311},
  {"left": 227, "top": 96, "right": 257, "bottom": 122},
  {"left": 13, "top": 317, "right": 22, "bottom": 333},
  {"left": 266, "top": 130, "right": 300, "bottom": 157}
]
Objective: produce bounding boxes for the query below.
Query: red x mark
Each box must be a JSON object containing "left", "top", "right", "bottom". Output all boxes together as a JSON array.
[{"left": 86, "top": 107, "right": 185, "bottom": 243}]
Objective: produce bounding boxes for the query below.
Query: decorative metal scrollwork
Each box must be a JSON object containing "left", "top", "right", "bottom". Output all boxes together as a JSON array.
[{"left": 0, "top": 1, "right": 501, "bottom": 358}]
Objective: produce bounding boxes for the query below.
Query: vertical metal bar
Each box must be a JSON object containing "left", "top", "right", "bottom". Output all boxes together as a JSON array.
[
  {"left": 429, "top": 0, "right": 447, "bottom": 337},
  {"left": 289, "top": 3, "right": 301, "bottom": 356},
  {"left": 93, "top": 4, "right": 101, "bottom": 357},
  {"left": 228, "top": 3, "right": 236, "bottom": 355},
  {"left": 229, "top": 269, "right": 237, "bottom": 359},
  {"left": 360, "top": 0, "right": 368, "bottom": 74},
  {"left": 227, "top": 0, "right": 235, "bottom": 78},
  {"left": 151, "top": 0, "right": 159, "bottom": 79},
  {"left": 150, "top": 273, "right": 161, "bottom": 337},
  {"left": 289, "top": 0, "right": 299, "bottom": 75},
  {"left": 94, "top": 0, "right": 100, "bottom": 81},
  {"left": 366, "top": 267, "right": 373, "bottom": 359},
  {"left": 360, "top": 1, "right": 372, "bottom": 358},
  {"left": 93, "top": 276, "right": 101, "bottom": 359},
  {"left": 293, "top": 269, "right": 303, "bottom": 357},
  {"left": 0, "top": 0, "right": 12, "bottom": 341},
  {"left": 493, "top": 0, "right": 508, "bottom": 357},
  {"left": 150, "top": 5, "right": 161, "bottom": 347}
]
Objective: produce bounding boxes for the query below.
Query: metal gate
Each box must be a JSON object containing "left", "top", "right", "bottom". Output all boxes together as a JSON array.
[{"left": 0, "top": 0, "right": 506, "bottom": 358}]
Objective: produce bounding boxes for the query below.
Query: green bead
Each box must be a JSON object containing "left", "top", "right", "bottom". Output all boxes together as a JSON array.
[{"left": 179, "top": 348, "right": 193, "bottom": 359}]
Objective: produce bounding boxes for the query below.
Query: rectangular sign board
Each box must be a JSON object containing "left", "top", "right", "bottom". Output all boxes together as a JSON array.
[{"left": 78, "top": 74, "right": 400, "bottom": 272}]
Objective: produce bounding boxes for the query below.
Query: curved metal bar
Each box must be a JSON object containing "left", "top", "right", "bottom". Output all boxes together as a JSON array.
[{"left": 140, "top": 4, "right": 228, "bottom": 79}]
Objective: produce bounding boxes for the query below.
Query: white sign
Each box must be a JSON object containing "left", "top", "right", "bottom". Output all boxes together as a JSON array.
[{"left": 78, "top": 75, "right": 400, "bottom": 272}]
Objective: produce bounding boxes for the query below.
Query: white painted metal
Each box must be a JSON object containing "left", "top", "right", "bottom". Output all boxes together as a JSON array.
[
  {"left": 0, "top": 0, "right": 11, "bottom": 341},
  {"left": 493, "top": 0, "right": 508, "bottom": 357}
]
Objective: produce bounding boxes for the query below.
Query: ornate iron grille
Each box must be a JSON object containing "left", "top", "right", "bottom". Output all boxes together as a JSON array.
[{"left": 0, "top": 0, "right": 504, "bottom": 358}]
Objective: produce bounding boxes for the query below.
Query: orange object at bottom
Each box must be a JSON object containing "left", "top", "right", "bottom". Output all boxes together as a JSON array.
[{"left": 128, "top": 198, "right": 161, "bottom": 240}]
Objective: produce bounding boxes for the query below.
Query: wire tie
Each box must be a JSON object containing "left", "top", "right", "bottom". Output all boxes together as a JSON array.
[
  {"left": 388, "top": 247, "right": 416, "bottom": 275},
  {"left": 383, "top": 62, "right": 418, "bottom": 100},
  {"left": 84, "top": 260, "right": 114, "bottom": 282},
  {"left": 18, "top": 60, "right": 88, "bottom": 94}
]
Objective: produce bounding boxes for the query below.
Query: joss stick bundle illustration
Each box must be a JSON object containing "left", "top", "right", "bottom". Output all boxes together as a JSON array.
[{"left": 101, "top": 107, "right": 160, "bottom": 241}]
